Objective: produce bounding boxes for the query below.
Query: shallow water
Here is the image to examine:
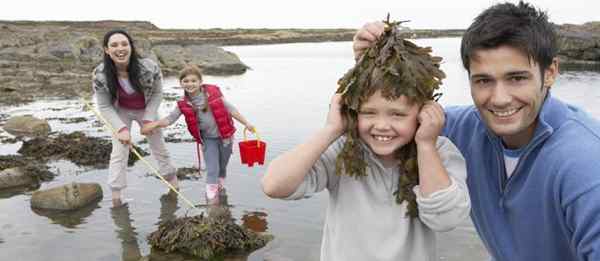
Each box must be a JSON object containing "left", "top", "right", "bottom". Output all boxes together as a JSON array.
[{"left": 1, "top": 39, "right": 599, "bottom": 261}]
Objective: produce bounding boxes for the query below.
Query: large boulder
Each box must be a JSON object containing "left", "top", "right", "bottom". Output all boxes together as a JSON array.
[
  {"left": 152, "top": 44, "right": 248, "bottom": 75},
  {"left": 3, "top": 115, "right": 51, "bottom": 137},
  {"left": 556, "top": 22, "right": 600, "bottom": 70},
  {"left": 31, "top": 182, "right": 103, "bottom": 210},
  {"left": 0, "top": 167, "right": 35, "bottom": 189}
]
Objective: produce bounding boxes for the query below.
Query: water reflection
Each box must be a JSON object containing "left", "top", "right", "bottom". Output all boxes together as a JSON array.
[
  {"left": 31, "top": 197, "right": 101, "bottom": 229},
  {"left": 110, "top": 204, "right": 142, "bottom": 261},
  {"left": 157, "top": 191, "right": 179, "bottom": 224},
  {"left": 241, "top": 211, "right": 268, "bottom": 233}
]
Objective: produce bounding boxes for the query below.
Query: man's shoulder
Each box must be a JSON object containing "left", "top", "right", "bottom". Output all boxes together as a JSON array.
[
  {"left": 443, "top": 105, "right": 483, "bottom": 138},
  {"left": 445, "top": 105, "right": 477, "bottom": 118}
]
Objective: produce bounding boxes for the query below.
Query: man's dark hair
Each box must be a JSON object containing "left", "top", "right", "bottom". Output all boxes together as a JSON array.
[{"left": 460, "top": 1, "right": 558, "bottom": 73}]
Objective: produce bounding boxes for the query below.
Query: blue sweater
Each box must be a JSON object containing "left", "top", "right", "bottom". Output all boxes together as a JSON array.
[{"left": 443, "top": 94, "right": 600, "bottom": 261}]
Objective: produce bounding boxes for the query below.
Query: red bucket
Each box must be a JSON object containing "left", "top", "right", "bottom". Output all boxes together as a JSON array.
[{"left": 238, "top": 128, "right": 266, "bottom": 167}]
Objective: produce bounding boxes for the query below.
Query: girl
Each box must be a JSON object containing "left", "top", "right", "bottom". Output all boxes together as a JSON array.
[
  {"left": 261, "top": 23, "right": 470, "bottom": 260},
  {"left": 93, "top": 29, "right": 177, "bottom": 207},
  {"left": 143, "top": 64, "right": 255, "bottom": 203}
]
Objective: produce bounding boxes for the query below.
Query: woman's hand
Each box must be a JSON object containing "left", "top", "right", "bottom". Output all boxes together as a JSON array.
[
  {"left": 415, "top": 101, "right": 445, "bottom": 147},
  {"left": 116, "top": 129, "right": 132, "bottom": 145}
]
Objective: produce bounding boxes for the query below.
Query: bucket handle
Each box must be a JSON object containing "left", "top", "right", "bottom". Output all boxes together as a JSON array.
[{"left": 243, "top": 127, "right": 262, "bottom": 148}]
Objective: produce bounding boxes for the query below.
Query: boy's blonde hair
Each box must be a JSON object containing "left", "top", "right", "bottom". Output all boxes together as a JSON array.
[
  {"left": 179, "top": 64, "right": 209, "bottom": 112},
  {"left": 336, "top": 19, "right": 445, "bottom": 218}
]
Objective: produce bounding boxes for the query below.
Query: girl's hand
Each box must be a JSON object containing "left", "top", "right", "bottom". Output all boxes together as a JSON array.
[
  {"left": 325, "top": 94, "right": 346, "bottom": 137},
  {"left": 141, "top": 122, "right": 158, "bottom": 136},
  {"left": 415, "top": 101, "right": 445, "bottom": 146},
  {"left": 245, "top": 124, "right": 256, "bottom": 133},
  {"left": 116, "top": 129, "right": 132, "bottom": 145},
  {"left": 353, "top": 21, "right": 385, "bottom": 60}
]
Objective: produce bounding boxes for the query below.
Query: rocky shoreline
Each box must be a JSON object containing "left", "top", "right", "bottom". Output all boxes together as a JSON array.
[{"left": 0, "top": 20, "right": 598, "bottom": 105}]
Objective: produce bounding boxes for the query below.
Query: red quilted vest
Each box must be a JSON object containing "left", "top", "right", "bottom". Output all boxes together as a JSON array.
[{"left": 176, "top": 84, "right": 236, "bottom": 144}]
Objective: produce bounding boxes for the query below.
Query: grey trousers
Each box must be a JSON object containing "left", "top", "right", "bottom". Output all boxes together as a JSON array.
[
  {"left": 108, "top": 108, "right": 176, "bottom": 191},
  {"left": 202, "top": 137, "right": 233, "bottom": 185}
]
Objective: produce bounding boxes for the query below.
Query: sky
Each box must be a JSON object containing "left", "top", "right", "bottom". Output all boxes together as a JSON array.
[{"left": 0, "top": 0, "right": 597, "bottom": 29}]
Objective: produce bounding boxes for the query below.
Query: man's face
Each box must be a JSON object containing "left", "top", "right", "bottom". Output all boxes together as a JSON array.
[{"left": 468, "top": 45, "right": 558, "bottom": 149}]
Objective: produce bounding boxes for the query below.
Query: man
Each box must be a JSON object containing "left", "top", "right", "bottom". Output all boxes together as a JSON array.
[{"left": 353, "top": 1, "right": 600, "bottom": 260}]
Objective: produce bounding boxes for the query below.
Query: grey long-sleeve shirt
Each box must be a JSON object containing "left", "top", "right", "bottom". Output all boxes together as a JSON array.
[
  {"left": 285, "top": 136, "right": 470, "bottom": 261},
  {"left": 92, "top": 58, "right": 164, "bottom": 131}
]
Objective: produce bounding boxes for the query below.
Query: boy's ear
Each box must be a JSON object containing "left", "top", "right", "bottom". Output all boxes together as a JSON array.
[{"left": 543, "top": 58, "right": 559, "bottom": 89}]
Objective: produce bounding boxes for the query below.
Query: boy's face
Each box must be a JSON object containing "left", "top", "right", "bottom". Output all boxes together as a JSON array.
[
  {"left": 358, "top": 90, "right": 419, "bottom": 165},
  {"left": 469, "top": 45, "right": 558, "bottom": 148},
  {"left": 181, "top": 74, "right": 202, "bottom": 95},
  {"left": 104, "top": 33, "right": 131, "bottom": 68}
]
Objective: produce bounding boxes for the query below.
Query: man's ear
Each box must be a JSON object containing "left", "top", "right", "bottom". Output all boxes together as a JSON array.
[{"left": 544, "top": 58, "right": 560, "bottom": 89}]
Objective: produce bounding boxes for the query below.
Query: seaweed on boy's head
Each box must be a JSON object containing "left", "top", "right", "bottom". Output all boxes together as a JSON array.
[{"left": 335, "top": 19, "right": 446, "bottom": 217}]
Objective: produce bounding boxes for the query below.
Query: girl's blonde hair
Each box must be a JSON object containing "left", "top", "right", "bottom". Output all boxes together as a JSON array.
[
  {"left": 179, "top": 64, "right": 209, "bottom": 112},
  {"left": 178, "top": 64, "right": 203, "bottom": 81}
]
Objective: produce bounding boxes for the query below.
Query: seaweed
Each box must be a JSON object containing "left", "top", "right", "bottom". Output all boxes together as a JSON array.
[{"left": 335, "top": 16, "right": 446, "bottom": 217}]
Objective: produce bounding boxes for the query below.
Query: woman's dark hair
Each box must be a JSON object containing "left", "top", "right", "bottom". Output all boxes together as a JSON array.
[{"left": 102, "top": 29, "right": 144, "bottom": 102}]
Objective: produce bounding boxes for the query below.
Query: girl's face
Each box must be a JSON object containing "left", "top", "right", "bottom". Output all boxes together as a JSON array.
[
  {"left": 180, "top": 74, "right": 202, "bottom": 95},
  {"left": 104, "top": 33, "right": 131, "bottom": 69},
  {"left": 357, "top": 90, "right": 420, "bottom": 166}
]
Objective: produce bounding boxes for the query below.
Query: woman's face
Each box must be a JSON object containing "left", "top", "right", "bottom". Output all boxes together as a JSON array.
[{"left": 104, "top": 33, "right": 131, "bottom": 69}]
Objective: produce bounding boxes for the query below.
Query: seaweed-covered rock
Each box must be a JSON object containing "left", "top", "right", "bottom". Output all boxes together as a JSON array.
[
  {"left": 31, "top": 182, "right": 103, "bottom": 210},
  {"left": 18, "top": 131, "right": 148, "bottom": 167},
  {"left": 0, "top": 167, "right": 34, "bottom": 189},
  {"left": 0, "top": 155, "right": 28, "bottom": 171},
  {"left": 148, "top": 211, "right": 272, "bottom": 259},
  {"left": 0, "top": 162, "right": 54, "bottom": 189},
  {"left": 3, "top": 115, "right": 51, "bottom": 137}
]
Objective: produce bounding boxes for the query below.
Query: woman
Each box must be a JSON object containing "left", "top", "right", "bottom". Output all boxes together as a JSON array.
[{"left": 92, "top": 29, "right": 177, "bottom": 207}]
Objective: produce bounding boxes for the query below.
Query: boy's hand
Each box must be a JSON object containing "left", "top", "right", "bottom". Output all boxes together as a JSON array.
[
  {"left": 353, "top": 21, "right": 385, "bottom": 60},
  {"left": 415, "top": 101, "right": 445, "bottom": 146},
  {"left": 141, "top": 122, "right": 158, "bottom": 136},
  {"left": 325, "top": 94, "right": 346, "bottom": 137}
]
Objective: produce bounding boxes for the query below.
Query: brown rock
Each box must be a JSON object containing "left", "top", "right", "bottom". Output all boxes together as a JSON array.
[
  {"left": 0, "top": 167, "right": 35, "bottom": 189},
  {"left": 31, "top": 182, "right": 103, "bottom": 210},
  {"left": 3, "top": 115, "right": 51, "bottom": 137}
]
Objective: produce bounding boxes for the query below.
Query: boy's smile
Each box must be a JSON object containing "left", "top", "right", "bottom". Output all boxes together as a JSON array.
[{"left": 358, "top": 90, "right": 419, "bottom": 167}]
